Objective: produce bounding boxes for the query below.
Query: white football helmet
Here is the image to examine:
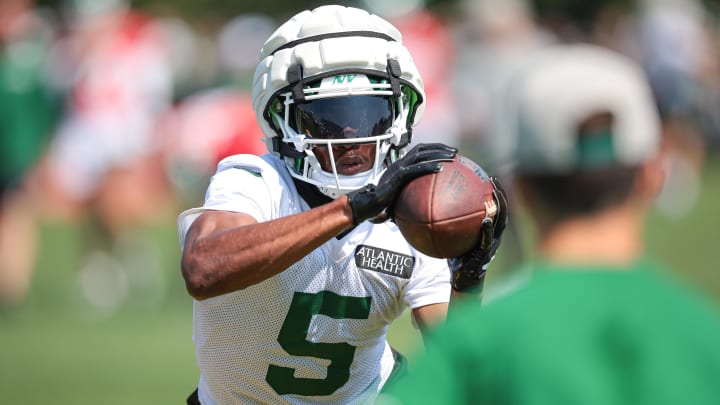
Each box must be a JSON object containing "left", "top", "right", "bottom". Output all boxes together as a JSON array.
[{"left": 251, "top": 5, "right": 426, "bottom": 198}]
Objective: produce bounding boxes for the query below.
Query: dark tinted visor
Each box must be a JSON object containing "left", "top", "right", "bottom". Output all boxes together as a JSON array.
[{"left": 291, "top": 96, "right": 395, "bottom": 140}]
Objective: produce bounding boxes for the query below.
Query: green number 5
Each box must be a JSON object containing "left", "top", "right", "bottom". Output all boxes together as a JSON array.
[{"left": 266, "top": 290, "right": 372, "bottom": 396}]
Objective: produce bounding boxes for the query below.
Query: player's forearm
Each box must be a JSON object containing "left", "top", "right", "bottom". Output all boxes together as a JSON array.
[
  {"left": 448, "top": 283, "right": 484, "bottom": 312},
  {"left": 182, "top": 197, "right": 354, "bottom": 299}
]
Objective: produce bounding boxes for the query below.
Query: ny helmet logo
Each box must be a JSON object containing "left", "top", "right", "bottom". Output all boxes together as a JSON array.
[{"left": 332, "top": 74, "right": 357, "bottom": 84}]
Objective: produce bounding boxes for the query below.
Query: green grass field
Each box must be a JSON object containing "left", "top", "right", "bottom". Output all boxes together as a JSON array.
[{"left": 2, "top": 156, "right": 719, "bottom": 404}]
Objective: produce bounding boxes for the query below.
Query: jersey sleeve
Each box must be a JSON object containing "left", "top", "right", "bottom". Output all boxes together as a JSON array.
[
  {"left": 402, "top": 254, "right": 451, "bottom": 310},
  {"left": 202, "top": 163, "right": 271, "bottom": 220},
  {"left": 176, "top": 154, "right": 277, "bottom": 248}
]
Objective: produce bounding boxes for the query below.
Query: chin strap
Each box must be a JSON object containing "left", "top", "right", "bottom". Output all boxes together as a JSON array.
[
  {"left": 386, "top": 131, "right": 412, "bottom": 166},
  {"left": 292, "top": 177, "right": 333, "bottom": 208},
  {"left": 272, "top": 137, "right": 305, "bottom": 159}
]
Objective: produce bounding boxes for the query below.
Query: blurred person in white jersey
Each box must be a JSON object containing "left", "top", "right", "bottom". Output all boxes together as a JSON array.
[
  {"left": 177, "top": 5, "right": 507, "bottom": 404},
  {"left": 29, "top": 0, "right": 179, "bottom": 313}
]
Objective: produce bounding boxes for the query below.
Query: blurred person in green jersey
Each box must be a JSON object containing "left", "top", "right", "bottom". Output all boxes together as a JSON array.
[
  {"left": 0, "top": 0, "right": 61, "bottom": 307},
  {"left": 379, "top": 44, "right": 720, "bottom": 405}
]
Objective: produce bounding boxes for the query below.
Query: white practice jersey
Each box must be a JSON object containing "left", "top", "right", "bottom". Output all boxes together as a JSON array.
[{"left": 178, "top": 154, "right": 451, "bottom": 405}]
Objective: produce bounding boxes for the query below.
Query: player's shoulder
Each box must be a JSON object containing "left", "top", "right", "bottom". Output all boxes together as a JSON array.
[
  {"left": 216, "top": 153, "right": 281, "bottom": 175},
  {"left": 214, "top": 153, "right": 291, "bottom": 184}
]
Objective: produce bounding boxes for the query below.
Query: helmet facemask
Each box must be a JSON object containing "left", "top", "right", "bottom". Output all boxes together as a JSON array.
[{"left": 268, "top": 73, "right": 417, "bottom": 199}]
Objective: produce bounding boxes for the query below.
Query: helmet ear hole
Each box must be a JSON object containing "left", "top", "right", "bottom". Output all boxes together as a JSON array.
[
  {"left": 266, "top": 98, "right": 288, "bottom": 139},
  {"left": 271, "top": 98, "right": 284, "bottom": 113},
  {"left": 401, "top": 86, "right": 421, "bottom": 128},
  {"left": 269, "top": 99, "right": 284, "bottom": 121}
]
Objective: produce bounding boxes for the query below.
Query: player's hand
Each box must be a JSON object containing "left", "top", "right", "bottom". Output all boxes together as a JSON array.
[
  {"left": 448, "top": 176, "right": 508, "bottom": 292},
  {"left": 347, "top": 143, "right": 457, "bottom": 225}
]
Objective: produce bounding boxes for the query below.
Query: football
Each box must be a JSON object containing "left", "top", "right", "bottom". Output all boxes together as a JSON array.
[{"left": 393, "top": 155, "right": 498, "bottom": 258}]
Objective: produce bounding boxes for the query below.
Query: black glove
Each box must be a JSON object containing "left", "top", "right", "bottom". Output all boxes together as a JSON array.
[
  {"left": 448, "top": 176, "right": 508, "bottom": 292},
  {"left": 347, "top": 143, "right": 457, "bottom": 225}
]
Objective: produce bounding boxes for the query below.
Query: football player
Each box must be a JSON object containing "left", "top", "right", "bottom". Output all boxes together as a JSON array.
[{"left": 177, "top": 5, "right": 507, "bottom": 404}]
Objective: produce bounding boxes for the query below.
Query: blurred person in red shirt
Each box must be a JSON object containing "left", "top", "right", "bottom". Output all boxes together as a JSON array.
[
  {"left": 388, "top": 8, "right": 462, "bottom": 148},
  {"left": 158, "top": 14, "right": 274, "bottom": 205}
]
